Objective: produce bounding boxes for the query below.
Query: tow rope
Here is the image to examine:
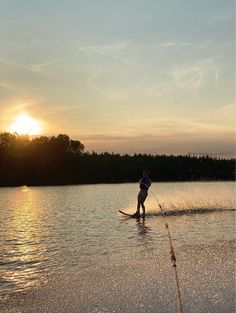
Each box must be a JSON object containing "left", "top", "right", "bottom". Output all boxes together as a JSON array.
[{"left": 149, "top": 189, "right": 184, "bottom": 313}]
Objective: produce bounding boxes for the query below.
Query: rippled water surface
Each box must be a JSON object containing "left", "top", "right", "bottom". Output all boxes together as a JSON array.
[{"left": 0, "top": 182, "right": 235, "bottom": 312}]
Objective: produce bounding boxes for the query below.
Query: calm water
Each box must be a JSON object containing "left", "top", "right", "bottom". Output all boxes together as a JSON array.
[{"left": 0, "top": 182, "right": 235, "bottom": 312}]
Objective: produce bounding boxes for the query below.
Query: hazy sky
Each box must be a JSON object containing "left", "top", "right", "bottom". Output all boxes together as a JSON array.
[{"left": 0, "top": 0, "right": 235, "bottom": 156}]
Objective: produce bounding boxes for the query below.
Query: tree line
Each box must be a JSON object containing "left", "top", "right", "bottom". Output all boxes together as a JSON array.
[{"left": 0, "top": 132, "right": 234, "bottom": 186}]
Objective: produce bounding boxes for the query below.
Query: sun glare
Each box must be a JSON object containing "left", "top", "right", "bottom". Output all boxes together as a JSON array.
[{"left": 10, "top": 114, "right": 41, "bottom": 135}]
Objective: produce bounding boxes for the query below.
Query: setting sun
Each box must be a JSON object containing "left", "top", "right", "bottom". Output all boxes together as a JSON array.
[{"left": 10, "top": 114, "right": 41, "bottom": 135}]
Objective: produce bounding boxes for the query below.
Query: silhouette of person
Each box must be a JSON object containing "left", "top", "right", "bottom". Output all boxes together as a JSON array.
[{"left": 133, "top": 170, "right": 151, "bottom": 218}]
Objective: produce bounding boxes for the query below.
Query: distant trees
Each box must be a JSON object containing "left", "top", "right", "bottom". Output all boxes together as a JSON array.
[
  {"left": 0, "top": 133, "right": 84, "bottom": 186},
  {"left": 0, "top": 132, "right": 234, "bottom": 186},
  {"left": 0, "top": 133, "right": 84, "bottom": 155}
]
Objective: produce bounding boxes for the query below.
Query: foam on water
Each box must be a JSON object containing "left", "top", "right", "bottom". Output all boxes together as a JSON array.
[{"left": 144, "top": 207, "right": 236, "bottom": 217}]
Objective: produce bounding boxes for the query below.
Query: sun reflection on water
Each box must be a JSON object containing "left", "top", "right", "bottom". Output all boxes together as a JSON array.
[{"left": 0, "top": 187, "right": 49, "bottom": 298}]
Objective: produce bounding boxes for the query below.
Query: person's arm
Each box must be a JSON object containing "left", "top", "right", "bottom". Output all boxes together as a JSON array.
[
  {"left": 144, "top": 178, "right": 151, "bottom": 188},
  {"left": 139, "top": 178, "right": 142, "bottom": 188}
]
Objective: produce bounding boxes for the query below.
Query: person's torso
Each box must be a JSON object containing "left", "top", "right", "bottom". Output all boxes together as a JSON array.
[{"left": 139, "top": 177, "right": 151, "bottom": 190}]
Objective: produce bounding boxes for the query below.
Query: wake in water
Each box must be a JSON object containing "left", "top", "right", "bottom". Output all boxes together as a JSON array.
[
  {"left": 145, "top": 207, "right": 236, "bottom": 217},
  {"left": 143, "top": 183, "right": 236, "bottom": 218}
]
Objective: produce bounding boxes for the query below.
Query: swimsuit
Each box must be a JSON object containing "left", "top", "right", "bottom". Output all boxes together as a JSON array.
[{"left": 138, "top": 177, "right": 151, "bottom": 203}]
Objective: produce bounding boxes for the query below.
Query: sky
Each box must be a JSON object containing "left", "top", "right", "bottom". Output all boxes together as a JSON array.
[{"left": 0, "top": 0, "right": 235, "bottom": 156}]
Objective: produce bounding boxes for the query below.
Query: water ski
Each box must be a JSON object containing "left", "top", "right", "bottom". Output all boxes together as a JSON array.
[{"left": 119, "top": 210, "right": 143, "bottom": 218}]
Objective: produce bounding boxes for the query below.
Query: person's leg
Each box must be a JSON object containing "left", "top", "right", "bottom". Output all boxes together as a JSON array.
[
  {"left": 140, "top": 191, "right": 148, "bottom": 216},
  {"left": 136, "top": 191, "right": 142, "bottom": 216},
  {"left": 136, "top": 190, "right": 148, "bottom": 217},
  {"left": 141, "top": 203, "right": 145, "bottom": 216},
  {"left": 136, "top": 201, "right": 141, "bottom": 216}
]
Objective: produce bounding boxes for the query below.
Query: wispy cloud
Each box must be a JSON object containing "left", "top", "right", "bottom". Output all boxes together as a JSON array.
[
  {"left": 81, "top": 127, "right": 235, "bottom": 157},
  {"left": 156, "top": 41, "right": 192, "bottom": 48},
  {"left": 29, "top": 57, "right": 69, "bottom": 75},
  {"left": 86, "top": 69, "right": 112, "bottom": 97},
  {"left": 78, "top": 41, "right": 128, "bottom": 58},
  {"left": 213, "top": 104, "right": 235, "bottom": 117},
  {"left": 0, "top": 81, "right": 28, "bottom": 93},
  {"left": 208, "top": 12, "right": 235, "bottom": 27},
  {"left": 76, "top": 116, "right": 234, "bottom": 141},
  {"left": 173, "top": 59, "right": 219, "bottom": 88},
  {"left": 0, "top": 57, "right": 62, "bottom": 80}
]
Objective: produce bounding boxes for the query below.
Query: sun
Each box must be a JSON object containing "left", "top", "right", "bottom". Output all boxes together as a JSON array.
[{"left": 10, "top": 114, "right": 41, "bottom": 135}]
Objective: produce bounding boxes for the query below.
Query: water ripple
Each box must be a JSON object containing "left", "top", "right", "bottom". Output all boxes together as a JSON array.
[{"left": 0, "top": 182, "right": 235, "bottom": 299}]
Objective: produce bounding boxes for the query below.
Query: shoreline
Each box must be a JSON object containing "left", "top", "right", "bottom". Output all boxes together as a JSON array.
[{"left": 0, "top": 179, "right": 235, "bottom": 188}]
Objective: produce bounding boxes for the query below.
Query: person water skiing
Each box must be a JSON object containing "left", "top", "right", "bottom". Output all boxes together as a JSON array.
[{"left": 133, "top": 170, "right": 151, "bottom": 218}]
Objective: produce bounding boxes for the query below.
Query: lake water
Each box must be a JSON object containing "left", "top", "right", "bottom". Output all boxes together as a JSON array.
[{"left": 0, "top": 182, "right": 235, "bottom": 313}]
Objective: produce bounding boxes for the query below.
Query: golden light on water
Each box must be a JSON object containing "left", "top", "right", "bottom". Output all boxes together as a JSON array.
[
  {"left": 1, "top": 187, "right": 47, "bottom": 295},
  {"left": 10, "top": 114, "right": 42, "bottom": 135}
]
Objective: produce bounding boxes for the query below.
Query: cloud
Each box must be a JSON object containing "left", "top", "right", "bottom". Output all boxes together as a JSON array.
[
  {"left": 78, "top": 41, "right": 128, "bottom": 58},
  {"left": 80, "top": 40, "right": 222, "bottom": 99},
  {"left": 81, "top": 130, "right": 235, "bottom": 158},
  {"left": 208, "top": 12, "right": 235, "bottom": 27},
  {"left": 29, "top": 57, "right": 69, "bottom": 75},
  {"left": 0, "top": 57, "right": 62, "bottom": 80},
  {"left": 173, "top": 59, "right": 219, "bottom": 88},
  {"left": 213, "top": 104, "right": 235, "bottom": 117},
  {"left": 174, "top": 65, "right": 203, "bottom": 88},
  {"left": 86, "top": 69, "right": 111, "bottom": 97},
  {"left": 73, "top": 115, "right": 235, "bottom": 157},
  {"left": 0, "top": 81, "right": 29, "bottom": 94},
  {"left": 156, "top": 41, "right": 192, "bottom": 48}
]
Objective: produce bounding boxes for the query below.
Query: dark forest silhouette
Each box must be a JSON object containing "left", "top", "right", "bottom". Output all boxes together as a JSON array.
[{"left": 0, "top": 132, "right": 234, "bottom": 186}]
